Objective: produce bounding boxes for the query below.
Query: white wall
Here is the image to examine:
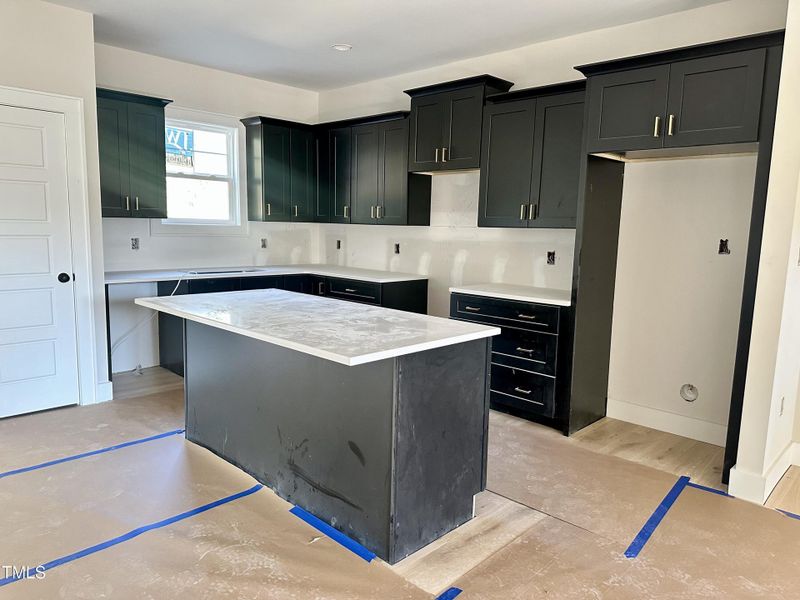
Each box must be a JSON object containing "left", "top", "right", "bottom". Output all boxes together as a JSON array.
[
  {"left": 318, "top": 0, "right": 788, "bottom": 121},
  {"left": 731, "top": 0, "right": 800, "bottom": 503},
  {"left": 607, "top": 155, "right": 757, "bottom": 446},
  {"left": 317, "top": 173, "right": 575, "bottom": 318},
  {"left": 0, "top": 0, "right": 110, "bottom": 398}
]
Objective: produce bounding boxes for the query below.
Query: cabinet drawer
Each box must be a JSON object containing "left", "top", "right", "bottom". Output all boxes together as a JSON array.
[
  {"left": 491, "top": 329, "right": 556, "bottom": 376},
  {"left": 452, "top": 294, "right": 558, "bottom": 333},
  {"left": 490, "top": 363, "right": 555, "bottom": 417},
  {"left": 327, "top": 278, "right": 382, "bottom": 304}
]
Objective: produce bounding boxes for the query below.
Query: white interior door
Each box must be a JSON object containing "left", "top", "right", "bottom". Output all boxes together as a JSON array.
[{"left": 0, "top": 104, "right": 80, "bottom": 417}]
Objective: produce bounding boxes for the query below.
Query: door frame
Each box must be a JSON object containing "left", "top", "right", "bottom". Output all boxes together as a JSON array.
[{"left": 0, "top": 84, "right": 110, "bottom": 407}]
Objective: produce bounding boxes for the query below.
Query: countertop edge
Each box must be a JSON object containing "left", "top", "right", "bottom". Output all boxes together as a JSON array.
[{"left": 449, "top": 286, "right": 572, "bottom": 307}]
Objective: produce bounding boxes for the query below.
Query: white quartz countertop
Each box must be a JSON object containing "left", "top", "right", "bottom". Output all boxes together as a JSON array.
[
  {"left": 106, "top": 264, "right": 427, "bottom": 285},
  {"left": 449, "top": 283, "right": 572, "bottom": 306},
  {"left": 135, "top": 289, "right": 499, "bottom": 366}
]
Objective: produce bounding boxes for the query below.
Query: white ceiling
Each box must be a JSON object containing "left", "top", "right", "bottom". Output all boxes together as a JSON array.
[{"left": 50, "top": 0, "right": 727, "bottom": 90}]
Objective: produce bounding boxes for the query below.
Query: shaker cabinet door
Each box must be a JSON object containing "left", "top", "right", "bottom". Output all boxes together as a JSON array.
[
  {"left": 664, "top": 49, "right": 765, "bottom": 148},
  {"left": 127, "top": 102, "right": 168, "bottom": 218},
  {"left": 530, "top": 91, "right": 584, "bottom": 228},
  {"left": 585, "top": 65, "right": 669, "bottom": 153},
  {"left": 441, "top": 86, "right": 485, "bottom": 169},
  {"left": 477, "top": 99, "right": 536, "bottom": 228},
  {"left": 97, "top": 97, "right": 131, "bottom": 217}
]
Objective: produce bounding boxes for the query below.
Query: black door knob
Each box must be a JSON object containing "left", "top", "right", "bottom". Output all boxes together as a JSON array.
[{"left": 58, "top": 272, "right": 71, "bottom": 283}]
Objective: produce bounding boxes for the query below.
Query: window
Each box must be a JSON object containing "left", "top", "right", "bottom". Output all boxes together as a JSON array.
[{"left": 164, "top": 119, "right": 238, "bottom": 225}]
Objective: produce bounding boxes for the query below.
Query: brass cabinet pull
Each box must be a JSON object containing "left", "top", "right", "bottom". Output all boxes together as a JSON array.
[
  {"left": 464, "top": 306, "right": 481, "bottom": 312},
  {"left": 318, "top": 282, "right": 324, "bottom": 295},
  {"left": 516, "top": 347, "right": 534, "bottom": 354},
  {"left": 667, "top": 114, "right": 676, "bottom": 136},
  {"left": 266, "top": 203, "right": 271, "bottom": 216},
  {"left": 520, "top": 204, "right": 526, "bottom": 220},
  {"left": 376, "top": 205, "right": 382, "bottom": 219},
  {"left": 125, "top": 196, "right": 130, "bottom": 211},
  {"left": 514, "top": 387, "right": 532, "bottom": 395},
  {"left": 442, "top": 147, "right": 448, "bottom": 163},
  {"left": 343, "top": 205, "right": 348, "bottom": 218},
  {"left": 294, "top": 205, "right": 299, "bottom": 217},
  {"left": 653, "top": 115, "right": 662, "bottom": 137},
  {"left": 517, "top": 313, "right": 537, "bottom": 320},
  {"left": 435, "top": 148, "right": 440, "bottom": 163},
  {"left": 345, "top": 288, "right": 357, "bottom": 293},
  {"left": 528, "top": 203, "right": 536, "bottom": 220},
  {"left": 135, "top": 197, "right": 140, "bottom": 211},
  {"left": 371, "top": 205, "right": 375, "bottom": 219}
]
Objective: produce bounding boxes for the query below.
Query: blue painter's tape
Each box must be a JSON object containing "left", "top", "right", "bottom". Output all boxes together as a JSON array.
[
  {"left": 777, "top": 509, "right": 800, "bottom": 521},
  {"left": 686, "top": 482, "right": 731, "bottom": 497},
  {"left": 0, "top": 483, "right": 262, "bottom": 587},
  {"left": 436, "top": 587, "right": 463, "bottom": 600},
  {"left": 289, "top": 505, "right": 376, "bottom": 563},
  {"left": 0, "top": 428, "right": 185, "bottom": 480},
  {"left": 624, "top": 475, "right": 690, "bottom": 559}
]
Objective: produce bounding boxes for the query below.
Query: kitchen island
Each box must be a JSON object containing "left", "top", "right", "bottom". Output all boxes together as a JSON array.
[{"left": 136, "top": 289, "right": 499, "bottom": 563}]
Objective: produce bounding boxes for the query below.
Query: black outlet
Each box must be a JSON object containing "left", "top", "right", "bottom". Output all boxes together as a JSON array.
[
  {"left": 547, "top": 251, "right": 556, "bottom": 265},
  {"left": 719, "top": 239, "right": 730, "bottom": 255},
  {"left": 394, "top": 243, "right": 400, "bottom": 255},
  {"left": 336, "top": 240, "right": 341, "bottom": 250}
]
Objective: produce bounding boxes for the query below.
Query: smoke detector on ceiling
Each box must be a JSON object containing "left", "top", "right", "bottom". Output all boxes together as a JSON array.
[{"left": 331, "top": 43, "right": 353, "bottom": 52}]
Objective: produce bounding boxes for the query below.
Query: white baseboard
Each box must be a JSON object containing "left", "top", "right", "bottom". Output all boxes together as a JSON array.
[
  {"left": 90, "top": 381, "right": 114, "bottom": 404},
  {"left": 606, "top": 398, "right": 727, "bottom": 446},
  {"left": 729, "top": 441, "right": 800, "bottom": 504}
]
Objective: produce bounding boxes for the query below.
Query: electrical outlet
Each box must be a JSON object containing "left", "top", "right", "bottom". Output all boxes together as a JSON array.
[
  {"left": 336, "top": 240, "right": 342, "bottom": 250},
  {"left": 394, "top": 243, "right": 400, "bottom": 255},
  {"left": 547, "top": 251, "right": 556, "bottom": 265},
  {"left": 260, "top": 238, "right": 268, "bottom": 249},
  {"left": 130, "top": 237, "right": 140, "bottom": 251},
  {"left": 719, "top": 239, "right": 730, "bottom": 255}
]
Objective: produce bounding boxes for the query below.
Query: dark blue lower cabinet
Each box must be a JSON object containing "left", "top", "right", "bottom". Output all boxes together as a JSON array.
[{"left": 450, "top": 292, "right": 572, "bottom": 431}]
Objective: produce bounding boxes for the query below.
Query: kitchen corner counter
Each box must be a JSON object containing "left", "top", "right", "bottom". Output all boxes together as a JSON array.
[
  {"left": 449, "top": 283, "right": 572, "bottom": 306},
  {"left": 136, "top": 288, "right": 499, "bottom": 366},
  {"left": 105, "top": 264, "right": 427, "bottom": 285}
]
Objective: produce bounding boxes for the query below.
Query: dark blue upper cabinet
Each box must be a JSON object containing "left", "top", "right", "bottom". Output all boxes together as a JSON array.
[
  {"left": 405, "top": 75, "right": 513, "bottom": 172},
  {"left": 241, "top": 116, "right": 316, "bottom": 223},
  {"left": 478, "top": 82, "right": 585, "bottom": 229},
  {"left": 97, "top": 88, "right": 171, "bottom": 218},
  {"left": 580, "top": 42, "right": 769, "bottom": 153}
]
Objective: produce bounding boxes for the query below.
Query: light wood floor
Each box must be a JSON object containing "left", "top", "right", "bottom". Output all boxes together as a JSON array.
[
  {"left": 767, "top": 466, "right": 800, "bottom": 515},
  {"left": 112, "top": 365, "right": 183, "bottom": 400},
  {"left": 570, "top": 416, "right": 726, "bottom": 490}
]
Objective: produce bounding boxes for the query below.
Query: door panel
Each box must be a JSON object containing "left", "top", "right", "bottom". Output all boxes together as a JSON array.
[
  {"left": 664, "top": 49, "right": 765, "bottom": 147},
  {"left": 477, "top": 99, "right": 536, "bottom": 228},
  {"left": 96, "top": 97, "right": 131, "bottom": 216},
  {"left": 530, "top": 92, "right": 584, "bottom": 228},
  {"left": 127, "top": 103, "right": 167, "bottom": 218},
  {"left": 289, "top": 128, "right": 314, "bottom": 221},
  {"left": 378, "top": 120, "right": 409, "bottom": 225},
  {"left": 408, "top": 97, "right": 445, "bottom": 171},
  {"left": 443, "top": 87, "right": 484, "bottom": 169},
  {"left": 329, "top": 127, "right": 351, "bottom": 222},
  {"left": 586, "top": 65, "right": 669, "bottom": 152},
  {"left": 351, "top": 124, "right": 380, "bottom": 224},
  {"left": 263, "top": 123, "right": 291, "bottom": 221},
  {"left": 0, "top": 105, "right": 79, "bottom": 417}
]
